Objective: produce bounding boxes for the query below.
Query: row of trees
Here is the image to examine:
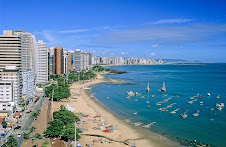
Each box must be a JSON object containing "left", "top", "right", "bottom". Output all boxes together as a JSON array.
[
  {"left": 45, "top": 76, "right": 71, "bottom": 101},
  {"left": 68, "top": 70, "right": 97, "bottom": 82},
  {"left": 92, "top": 65, "right": 110, "bottom": 72},
  {"left": 44, "top": 105, "right": 81, "bottom": 141}
]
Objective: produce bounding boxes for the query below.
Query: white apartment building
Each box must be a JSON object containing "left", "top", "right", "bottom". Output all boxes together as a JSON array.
[
  {"left": 73, "top": 49, "right": 81, "bottom": 71},
  {"left": 0, "top": 30, "right": 21, "bottom": 76},
  {"left": 1, "top": 67, "right": 21, "bottom": 107},
  {"left": 63, "top": 50, "right": 69, "bottom": 75},
  {"left": 35, "top": 40, "right": 48, "bottom": 83},
  {"left": 0, "top": 81, "right": 15, "bottom": 112},
  {"left": 22, "top": 71, "right": 34, "bottom": 99},
  {"left": 14, "top": 31, "right": 36, "bottom": 99}
]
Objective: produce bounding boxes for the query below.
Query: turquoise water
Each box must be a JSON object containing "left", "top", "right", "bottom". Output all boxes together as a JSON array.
[{"left": 91, "top": 64, "right": 226, "bottom": 146}]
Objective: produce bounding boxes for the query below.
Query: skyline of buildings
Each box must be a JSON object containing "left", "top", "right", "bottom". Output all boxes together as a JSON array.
[{"left": 0, "top": 29, "right": 166, "bottom": 114}]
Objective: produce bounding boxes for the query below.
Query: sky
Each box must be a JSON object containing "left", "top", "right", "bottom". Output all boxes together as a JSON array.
[{"left": 0, "top": 0, "right": 226, "bottom": 62}]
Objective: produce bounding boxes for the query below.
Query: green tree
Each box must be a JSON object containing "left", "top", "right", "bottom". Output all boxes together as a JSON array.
[
  {"left": 61, "top": 124, "right": 82, "bottom": 141},
  {"left": 34, "top": 133, "right": 42, "bottom": 139},
  {"left": 1, "top": 118, "right": 7, "bottom": 128},
  {"left": 23, "top": 132, "right": 30, "bottom": 139},
  {"left": 53, "top": 110, "right": 79, "bottom": 125},
  {"left": 44, "top": 119, "right": 64, "bottom": 138},
  {"left": 2, "top": 137, "right": 18, "bottom": 147}
]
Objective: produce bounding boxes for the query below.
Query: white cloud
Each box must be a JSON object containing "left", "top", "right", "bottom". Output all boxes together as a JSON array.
[
  {"left": 59, "top": 29, "right": 89, "bottom": 34},
  {"left": 93, "top": 23, "right": 226, "bottom": 45},
  {"left": 153, "top": 18, "right": 193, "bottom": 24},
  {"left": 150, "top": 52, "right": 157, "bottom": 56},
  {"left": 152, "top": 44, "right": 158, "bottom": 48},
  {"left": 120, "top": 52, "right": 129, "bottom": 55}
]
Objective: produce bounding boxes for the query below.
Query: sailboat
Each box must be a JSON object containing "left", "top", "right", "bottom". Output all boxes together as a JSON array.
[
  {"left": 161, "top": 82, "right": 166, "bottom": 92},
  {"left": 145, "top": 82, "right": 150, "bottom": 92}
]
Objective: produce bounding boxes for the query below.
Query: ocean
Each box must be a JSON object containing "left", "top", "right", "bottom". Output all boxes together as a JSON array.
[{"left": 91, "top": 64, "right": 226, "bottom": 147}]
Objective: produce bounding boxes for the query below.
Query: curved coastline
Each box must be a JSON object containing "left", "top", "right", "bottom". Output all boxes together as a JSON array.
[{"left": 80, "top": 73, "right": 181, "bottom": 146}]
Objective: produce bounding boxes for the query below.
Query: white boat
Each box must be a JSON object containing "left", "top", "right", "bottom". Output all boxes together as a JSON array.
[
  {"left": 188, "top": 101, "right": 193, "bottom": 104},
  {"left": 140, "top": 96, "right": 145, "bottom": 98},
  {"left": 217, "top": 95, "right": 220, "bottom": 98},
  {"left": 193, "top": 113, "right": 199, "bottom": 116},
  {"left": 146, "top": 101, "right": 150, "bottom": 104},
  {"left": 216, "top": 103, "right": 224, "bottom": 107},
  {"left": 142, "top": 122, "right": 156, "bottom": 128},
  {"left": 135, "top": 92, "right": 141, "bottom": 95},
  {"left": 170, "top": 108, "right": 180, "bottom": 114},
  {"left": 126, "top": 91, "right": 135, "bottom": 96},
  {"left": 107, "top": 96, "right": 109, "bottom": 99},
  {"left": 145, "top": 82, "right": 150, "bottom": 92},
  {"left": 207, "top": 93, "right": 211, "bottom": 96},
  {"left": 156, "top": 103, "right": 161, "bottom": 105},
  {"left": 180, "top": 110, "right": 189, "bottom": 118},
  {"left": 133, "top": 112, "right": 137, "bottom": 115},
  {"left": 217, "top": 107, "right": 222, "bottom": 111},
  {"left": 134, "top": 122, "right": 143, "bottom": 126},
  {"left": 151, "top": 94, "right": 155, "bottom": 98},
  {"left": 161, "top": 82, "right": 166, "bottom": 92}
]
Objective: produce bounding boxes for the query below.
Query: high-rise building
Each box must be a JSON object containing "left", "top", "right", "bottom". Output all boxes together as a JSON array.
[
  {"left": 0, "top": 30, "right": 21, "bottom": 76},
  {"left": 13, "top": 30, "right": 36, "bottom": 100},
  {"left": 53, "top": 46, "right": 64, "bottom": 75},
  {"left": 48, "top": 47, "right": 54, "bottom": 76},
  {"left": 0, "top": 81, "right": 15, "bottom": 112},
  {"left": 63, "top": 50, "right": 69, "bottom": 75},
  {"left": 35, "top": 40, "right": 48, "bottom": 83},
  {"left": 1, "top": 67, "right": 21, "bottom": 107},
  {"left": 73, "top": 49, "right": 81, "bottom": 71}
]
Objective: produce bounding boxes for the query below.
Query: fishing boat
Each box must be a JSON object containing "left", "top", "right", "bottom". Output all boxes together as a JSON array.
[
  {"left": 216, "top": 103, "right": 224, "bottom": 107},
  {"left": 146, "top": 101, "right": 150, "bottom": 104},
  {"left": 134, "top": 99, "right": 138, "bottom": 101},
  {"left": 124, "top": 119, "right": 131, "bottom": 123},
  {"left": 158, "top": 108, "right": 167, "bottom": 112},
  {"left": 145, "top": 82, "right": 150, "bottom": 92},
  {"left": 192, "top": 113, "right": 199, "bottom": 116},
  {"left": 125, "top": 96, "right": 130, "bottom": 99},
  {"left": 133, "top": 112, "right": 137, "bottom": 115},
  {"left": 170, "top": 108, "right": 180, "bottom": 114},
  {"left": 156, "top": 102, "right": 161, "bottom": 105},
  {"left": 107, "top": 96, "right": 109, "bottom": 99},
  {"left": 180, "top": 110, "right": 189, "bottom": 118},
  {"left": 135, "top": 92, "right": 141, "bottom": 95},
  {"left": 188, "top": 101, "right": 193, "bottom": 104},
  {"left": 147, "top": 104, "right": 151, "bottom": 108},
  {"left": 217, "top": 95, "right": 220, "bottom": 98},
  {"left": 189, "top": 97, "right": 195, "bottom": 100},
  {"left": 134, "top": 122, "right": 143, "bottom": 126},
  {"left": 126, "top": 91, "right": 135, "bottom": 96},
  {"left": 140, "top": 96, "right": 145, "bottom": 98},
  {"left": 142, "top": 122, "right": 156, "bottom": 128},
  {"left": 151, "top": 94, "right": 155, "bottom": 98},
  {"left": 207, "top": 93, "right": 211, "bottom": 96},
  {"left": 161, "top": 82, "right": 166, "bottom": 92}
]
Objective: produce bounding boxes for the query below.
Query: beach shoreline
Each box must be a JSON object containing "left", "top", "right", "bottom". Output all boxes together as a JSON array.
[{"left": 53, "top": 73, "right": 181, "bottom": 147}]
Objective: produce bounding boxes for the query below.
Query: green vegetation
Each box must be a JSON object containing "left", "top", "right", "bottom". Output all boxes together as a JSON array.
[
  {"left": 29, "top": 126, "right": 36, "bottom": 133},
  {"left": 34, "top": 133, "right": 42, "bottom": 139},
  {"left": 68, "top": 70, "right": 97, "bottom": 82},
  {"left": 1, "top": 118, "right": 7, "bottom": 128},
  {"left": 44, "top": 106, "right": 81, "bottom": 142},
  {"left": 2, "top": 137, "right": 18, "bottom": 147},
  {"left": 53, "top": 109, "right": 79, "bottom": 125},
  {"left": 45, "top": 76, "right": 70, "bottom": 101},
  {"left": 41, "top": 141, "right": 51, "bottom": 147},
  {"left": 32, "top": 110, "right": 41, "bottom": 119},
  {"left": 23, "top": 132, "right": 30, "bottom": 139},
  {"left": 92, "top": 64, "right": 110, "bottom": 72}
]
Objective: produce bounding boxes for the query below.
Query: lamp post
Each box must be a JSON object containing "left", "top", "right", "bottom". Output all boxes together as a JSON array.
[{"left": 74, "top": 121, "right": 77, "bottom": 147}]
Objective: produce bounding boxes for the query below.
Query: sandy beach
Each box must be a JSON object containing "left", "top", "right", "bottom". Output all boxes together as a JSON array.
[{"left": 53, "top": 73, "right": 181, "bottom": 147}]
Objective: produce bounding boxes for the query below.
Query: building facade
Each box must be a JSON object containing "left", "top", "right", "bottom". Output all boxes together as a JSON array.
[
  {"left": 73, "top": 49, "right": 81, "bottom": 71},
  {"left": 35, "top": 40, "right": 48, "bottom": 83},
  {"left": 0, "top": 81, "right": 15, "bottom": 112},
  {"left": 0, "top": 30, "right": 21, "bottom": 77},
  {"left": 53, "top": 47, "right": 64, "bottom": 75}
]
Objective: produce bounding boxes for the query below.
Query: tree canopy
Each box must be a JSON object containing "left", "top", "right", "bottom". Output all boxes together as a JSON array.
[
  {"left": 53, "top": 109, "right": 79, "bottom": 125},
  {"left": 2, "top": 137, "right": 18, "bottom": 147},
  {"left": 44, "top": 119, "right": 64, "bottom": 138}
]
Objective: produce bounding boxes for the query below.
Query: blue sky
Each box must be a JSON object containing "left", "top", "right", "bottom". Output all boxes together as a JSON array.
[{"left": 0, "top": 0, "right": 226, "bottom": 62}]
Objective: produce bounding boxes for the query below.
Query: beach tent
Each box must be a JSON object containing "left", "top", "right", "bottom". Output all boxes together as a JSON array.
[{"left": 67, "top": 104, "right": 75, "bottom": 112}]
